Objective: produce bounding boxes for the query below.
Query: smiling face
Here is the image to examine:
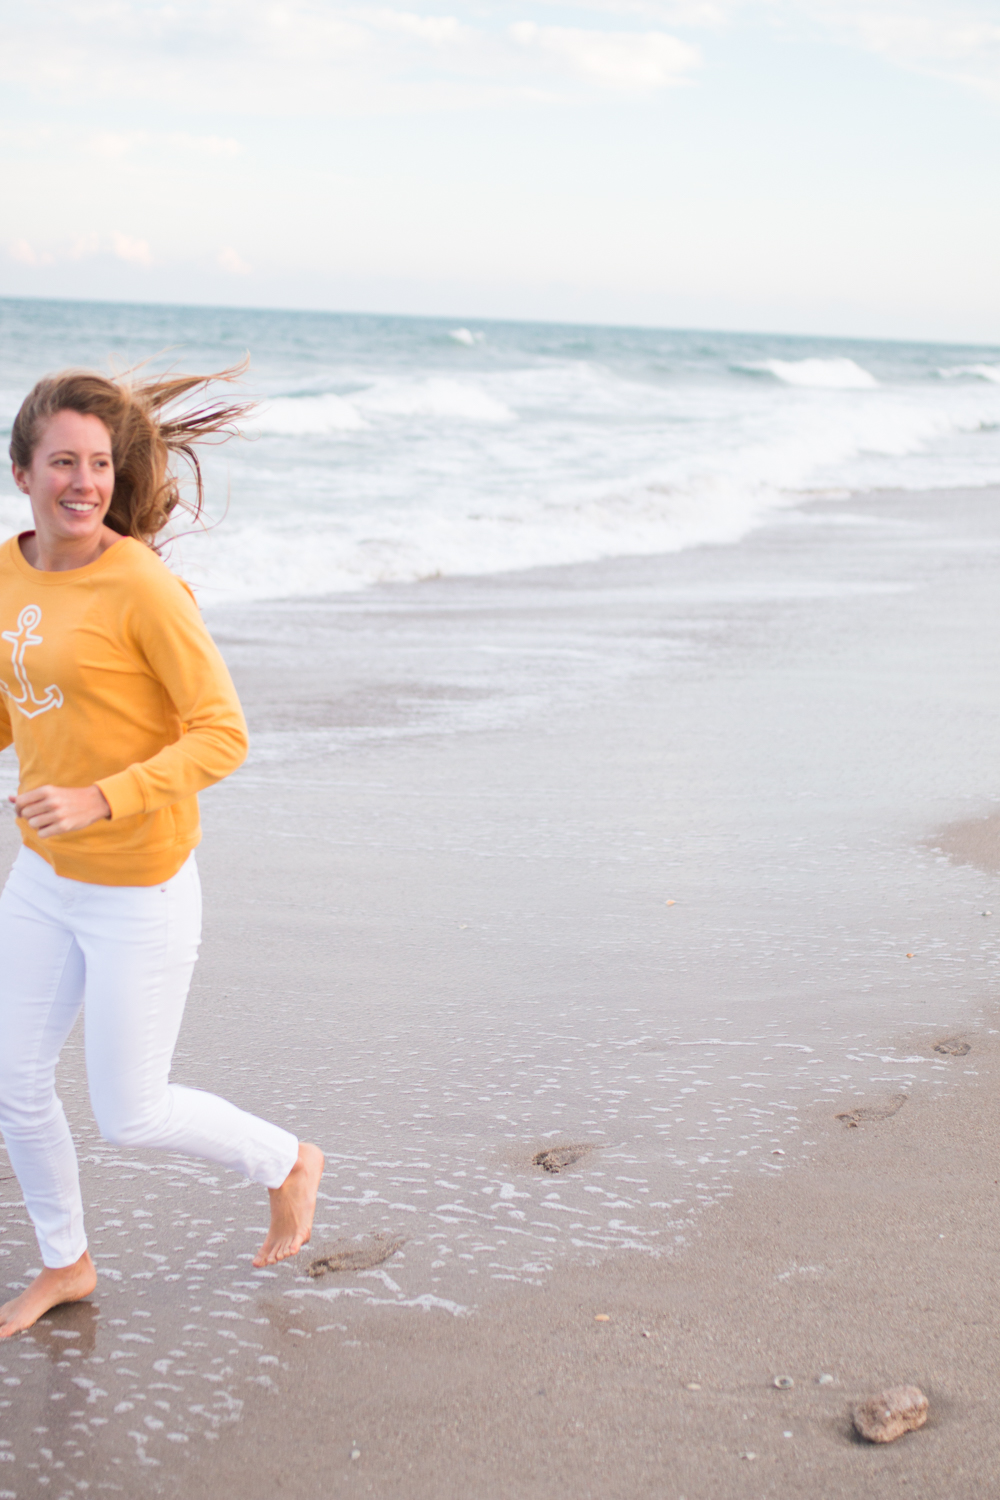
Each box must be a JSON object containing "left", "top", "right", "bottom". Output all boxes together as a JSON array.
[{"left": 12, "top": 409, "right": 115, "bottom": 553}]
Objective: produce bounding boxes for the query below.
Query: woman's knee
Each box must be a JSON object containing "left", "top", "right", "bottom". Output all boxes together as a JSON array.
[{"left": 92, "top": 1095, "right": 169, "bottom": 1149}]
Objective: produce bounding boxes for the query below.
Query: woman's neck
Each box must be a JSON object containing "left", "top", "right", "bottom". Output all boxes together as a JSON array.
[{"left": 19, "top": 526, "right": 122, "bottom": 572}]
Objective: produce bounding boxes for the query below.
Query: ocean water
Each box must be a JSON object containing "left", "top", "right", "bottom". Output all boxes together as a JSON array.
[{"left": 0, "top": 296, "right": 998, "bottom": 603}]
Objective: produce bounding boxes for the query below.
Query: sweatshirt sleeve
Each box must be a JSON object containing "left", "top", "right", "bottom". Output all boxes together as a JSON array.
[
  {"left": 95, "top": 570, "right": 248, "bottom": 820},
  {"left": 0, "top": 692, "right": 12, "bottom": 755}
]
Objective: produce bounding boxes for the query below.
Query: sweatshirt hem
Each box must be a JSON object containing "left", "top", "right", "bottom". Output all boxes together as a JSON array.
[{"left": 21, "top": 830, "right": 202, "bottom": 887}]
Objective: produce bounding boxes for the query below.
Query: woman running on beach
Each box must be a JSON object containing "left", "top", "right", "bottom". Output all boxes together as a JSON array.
[{"left": 0, "top": 366, "right": 324, "bottom": 1338}]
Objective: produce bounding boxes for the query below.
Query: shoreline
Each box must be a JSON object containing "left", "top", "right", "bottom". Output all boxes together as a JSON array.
[
  {"left": 2, "top": 481, "right": 1000, "bottom": 1494},
  {"left": 181, "top": 477, "right": 1000, "bottom": 616},
  {"left": 199, "top": 476, "right": 1000, "bottom": 610}
]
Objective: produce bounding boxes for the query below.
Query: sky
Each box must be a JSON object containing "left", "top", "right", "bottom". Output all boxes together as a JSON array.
[{"left": 0, "top": 0, "right": 998, "bottom": 341}]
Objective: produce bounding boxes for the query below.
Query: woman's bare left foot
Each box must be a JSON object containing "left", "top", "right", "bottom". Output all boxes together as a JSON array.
[
  {"left": 0, "top": 1251, "right": 97, "bottom": 1339},
  {"left": 253, "top": 1144, "right": 324, "bottom": 1268}
]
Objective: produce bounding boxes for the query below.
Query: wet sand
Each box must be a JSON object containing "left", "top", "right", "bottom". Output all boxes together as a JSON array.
[
  {"left": 2, "top": 1013, "right": 998, "bottom": 1498},
  {"left": 192, "top": 1029, "right": 1000, "bottom": 1500},
  {"left": 2, "top": 483, "right": 1000, "bottom": 1495}
]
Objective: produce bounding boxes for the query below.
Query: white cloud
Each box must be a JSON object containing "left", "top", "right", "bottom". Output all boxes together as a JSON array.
[
  {"left": 88, "top": 130, "right": 242, "bottom": 158},
  {"left": 89, "top": 131, "right": 135, "bottom": 158},
  {"left": 112, "top": 232, "right": 153, "bottom": 265},
  {"left": 8, "top": 238, "right": 52, "bottom": 266},
  {"left": 535, "top": 0, "right": 731, "bottom": 23},
  {"left": 0, "top": 0, "right": 995, "bottom": 123},
  {"left": 68, "top": 232, "right": 100, "bottom": 260},
  {"left": 808, "top": 4, "right": 1000, "bottom": 97},
  {"left": 168, "top": 133, "right": 243, "bottom": 157},
  {"left": 538, "top": 0, "right": 1000, "bottom": 97},
  {"left": 372, "top": 9, "right": 465, "bottom": 44},
  {"left": 510, "top": 22, "right": 698, "bottom": 89},
  {"left": 0, "top": 2, "right": 700, "bottom": 113},
  {"left": 218, "top": 247, "right": 252, "bottom": 275},
  {"left": 6, "top": 233, "right": 152, "bottom": 266}
]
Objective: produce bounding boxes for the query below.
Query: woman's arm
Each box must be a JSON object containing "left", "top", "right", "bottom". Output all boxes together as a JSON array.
[{"left": 95, "top": 570, "right": 249, "bottom": 820}]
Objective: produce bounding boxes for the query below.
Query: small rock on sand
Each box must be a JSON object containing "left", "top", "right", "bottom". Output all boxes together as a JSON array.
[
  {"left": 933, "top": 1038, "right": 971, "bottom": 1057},
  {"left": 532, "top": 1144, "right": 591, "bottom": 1173},
  {"left": 852, "top": 1386, "right": 928, "bottom": 1443}
]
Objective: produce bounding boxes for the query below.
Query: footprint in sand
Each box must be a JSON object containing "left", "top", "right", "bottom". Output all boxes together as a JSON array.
[
  {"left": 932, "top": 1038, "right": 971, "bottom": 1057},
  {"left": 532, "top": 1144, "right": 594, "bottom": 1174},
  {"left": 835, "top": 1095, "right": 907, "bottom": 1129},
  {"left": 306, "top": 1233, "right": 406, "bottom": 1278}
]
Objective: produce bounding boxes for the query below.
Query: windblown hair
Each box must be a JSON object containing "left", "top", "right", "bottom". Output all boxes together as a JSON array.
[{"left": 9, "top": 361, "right": 255, "bottom": 547}]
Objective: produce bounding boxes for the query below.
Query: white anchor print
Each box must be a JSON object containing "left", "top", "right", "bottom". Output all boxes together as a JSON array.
[{"left": 1, "top": 605, "right": 64, "bottom": 718}]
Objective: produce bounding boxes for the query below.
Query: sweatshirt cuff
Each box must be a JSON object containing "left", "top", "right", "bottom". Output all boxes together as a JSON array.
[{"left": 95, "top": 767, "right": 147, "bottom": 821}]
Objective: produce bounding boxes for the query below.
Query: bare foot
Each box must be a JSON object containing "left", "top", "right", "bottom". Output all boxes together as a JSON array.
[
  {"left": 0, "top": 1252, "right": 97, "bottom": 1339},
  {"left": 253, "top": 1144, "right": 324, "bottom": 1268}
]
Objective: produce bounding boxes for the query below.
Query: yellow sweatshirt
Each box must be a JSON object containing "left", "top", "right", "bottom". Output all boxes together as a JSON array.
[{"left": 0, "top": 534, "right": 248, "bottom": 885}]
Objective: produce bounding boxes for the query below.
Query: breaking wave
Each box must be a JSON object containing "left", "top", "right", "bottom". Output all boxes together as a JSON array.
[
  {"left": 939, "top": 364, "right": 1000, "bottom": 384},
  {"left": 252, "top": 393, "right": 367, "bottom": 436},
  {"left": 252, "top": 377, "right": 513, "bottom": 435},
  {"left": 738, "top": 357, "right": 878, "bottom": 389}
]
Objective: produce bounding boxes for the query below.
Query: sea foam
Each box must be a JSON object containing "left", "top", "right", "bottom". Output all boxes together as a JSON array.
[
  {"left": 353, "top": 377, "right": 513, "bottom": 422},
  {"left": 251, "top": 392, "right": 367, "bottom": 436},
  {"left": 248, "top": 377, "right": 513, "bottom": 436},
  {"left": 164, "top": 371, "right": 997, "bottom": 605}
]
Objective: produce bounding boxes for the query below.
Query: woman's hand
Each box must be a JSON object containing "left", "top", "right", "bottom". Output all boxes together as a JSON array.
[{"left": 9, "top": 785, "right": 112, "bottom": 838}]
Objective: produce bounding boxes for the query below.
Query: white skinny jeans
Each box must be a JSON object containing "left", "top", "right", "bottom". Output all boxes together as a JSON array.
[{"left": 0, "top": 847, "right": 299, "bottom": 1268}]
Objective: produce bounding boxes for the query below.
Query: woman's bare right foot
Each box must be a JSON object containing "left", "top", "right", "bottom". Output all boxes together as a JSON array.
[
  {"left": 254, "top": 1143, "right": 325, "bottom": 1267},
  {"left": 0, "top": 1252, "right": 97, "bottom": 1339}
]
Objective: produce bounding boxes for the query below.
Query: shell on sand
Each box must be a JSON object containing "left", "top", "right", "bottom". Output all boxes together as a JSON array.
[{"left": 852, "top": 1385, "right": 929, "bottom": 1443}]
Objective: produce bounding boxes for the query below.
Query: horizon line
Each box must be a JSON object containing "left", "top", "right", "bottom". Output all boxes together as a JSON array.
[{"left": 1, "top": 290, "right": 997, "bottom": 354}]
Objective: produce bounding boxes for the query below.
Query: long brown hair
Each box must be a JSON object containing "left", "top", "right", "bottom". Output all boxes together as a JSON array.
[{"left": 9, "top": 361, "right": 255, "bottom": 547}]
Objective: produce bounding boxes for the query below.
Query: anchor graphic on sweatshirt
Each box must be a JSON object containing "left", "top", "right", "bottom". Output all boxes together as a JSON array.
[{"left": 1, "top": 606, "right": 64, "bottom": 719}]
